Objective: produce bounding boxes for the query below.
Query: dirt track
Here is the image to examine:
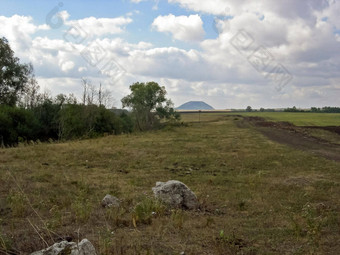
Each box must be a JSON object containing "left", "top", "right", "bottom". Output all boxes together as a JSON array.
[{"left": 240, "top": 116, "right": 340, "bottom": 162}]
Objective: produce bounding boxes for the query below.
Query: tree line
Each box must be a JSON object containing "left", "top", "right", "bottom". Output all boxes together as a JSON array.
[
  {"left": 0, "top": 37, "right": 179, "bottom": 147},
  {"left": 284, "top": 106, "right": 340, "bottom": 113}
]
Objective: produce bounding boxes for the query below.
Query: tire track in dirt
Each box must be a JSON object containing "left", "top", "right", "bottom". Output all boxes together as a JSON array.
[{"left": 238, "top": 116, "right": 340, "bottom": 162}]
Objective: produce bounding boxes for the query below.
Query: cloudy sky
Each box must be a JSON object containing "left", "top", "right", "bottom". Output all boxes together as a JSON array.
[{"left": 1, "top": 0, "right": 339, "bottom": 109}]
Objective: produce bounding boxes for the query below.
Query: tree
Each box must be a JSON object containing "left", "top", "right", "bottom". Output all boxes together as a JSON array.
[
  {"left": 260, "top": 107, "right": 265, "bottom": 112},
  {"left": 246, "top": 106, "right": 252, "bottom": 112},
  {"left": 0, "top": 37, "right": 35, "bottom": 106},
  {"left": 121, "top": 81, "right": 179, "bottom": 130}
]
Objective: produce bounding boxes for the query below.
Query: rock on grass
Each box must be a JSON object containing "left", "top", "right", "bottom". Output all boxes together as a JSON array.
[{"left": 152, "top": 180, "right": 198, "bottom": 210}]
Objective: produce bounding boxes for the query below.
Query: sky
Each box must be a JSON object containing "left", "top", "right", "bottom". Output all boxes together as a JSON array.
[{"left": 0, "top": 0, "right": 339, "bottom": 109}]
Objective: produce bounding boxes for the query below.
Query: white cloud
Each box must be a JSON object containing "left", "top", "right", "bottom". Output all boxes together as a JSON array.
[
  {"left": 0, "top": 15, "right": 50, "bottom": 52},
  {"left": 60, "top": 60, "right": 75, "bottom": 72},
  {"left": 168, "top": 0, "right": 231, "bottom": 16},
  {"left": 152, "top": 14, "right": 204, "bottom": 41},
  {"left": 66, "top": 16, "right": 133, "bottom": 37}
]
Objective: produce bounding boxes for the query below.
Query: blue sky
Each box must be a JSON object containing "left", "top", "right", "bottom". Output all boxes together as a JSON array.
[{"left": 0, "top": 0, "right": 339, "bottom": 108}]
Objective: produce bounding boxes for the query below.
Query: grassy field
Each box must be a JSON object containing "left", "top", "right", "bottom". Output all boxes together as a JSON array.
[
  {"left": 180, "top": 112, "right": 340, "bottom": 126},
  {"left": 0, "top": 116, "right": 340, "bottom": 254}
]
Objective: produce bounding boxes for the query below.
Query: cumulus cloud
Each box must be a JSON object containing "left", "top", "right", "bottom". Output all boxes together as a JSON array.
[
  {"left": 152, "top": 14, "right": 204, "bottom": 41},
  {"left": 65, "top": 16, "right": 132, "bottom": 37},
  {"left": 0, "top": 15, "right": 50, "bottom": 52}
]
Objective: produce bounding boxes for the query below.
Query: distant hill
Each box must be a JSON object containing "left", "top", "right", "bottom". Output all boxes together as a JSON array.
[{"left": 176, "top": 101, "right": 214, "bottom": 110}]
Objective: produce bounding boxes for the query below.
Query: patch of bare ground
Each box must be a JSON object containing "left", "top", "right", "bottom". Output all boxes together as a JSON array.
[{"left": 240, "top": 116, "right": 340, "bottom": 162}]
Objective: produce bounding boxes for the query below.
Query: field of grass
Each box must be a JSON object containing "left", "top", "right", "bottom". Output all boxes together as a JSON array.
[
  {"left": 1, "top": 116, "right": 340, "bottom": 254},
  {"left": 231, "top": 112, "right": 340, "bottom": 126},
  {"left": 180, "top": 112, "right": 340, "bottom": 126}
]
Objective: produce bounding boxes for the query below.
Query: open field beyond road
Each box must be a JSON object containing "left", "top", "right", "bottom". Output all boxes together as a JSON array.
[
  {"left": 180, "top": 112, "right": 340, "bottom": 126},
  {"left": 0, "top": 116, "right": 340, "bottom": 254}
]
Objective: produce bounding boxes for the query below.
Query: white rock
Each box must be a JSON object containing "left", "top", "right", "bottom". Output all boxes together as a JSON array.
[
  {"left": 101, "top": 194, "right": 120, "bottom": 208},
  {"left": 152, "top": 180, "right": 198, "bottom": 210},
  {"left": 31, "top": 238, "right": 96, "bottom": 255}
]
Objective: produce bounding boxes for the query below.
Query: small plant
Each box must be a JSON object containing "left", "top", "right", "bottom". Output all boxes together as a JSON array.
[
  {"left": 170, "top": 209, "right": 185, "bottom": 229},
  {"left": 105, "top": 206, "right": 127, "bottom": 227},
  {"left": 46, "top": 205, "right": 62, "bottom": 230},
  {"left": 72, "top": 198, "right": 92, "bottom": 223},
  {"left": 132, "top": 197, "right": 166, "bottom": 225},
  {"left": 98, "top": 229, "right": 115, "bottom": 255},
  {"left": 302, "top": 203, "right": 322, "bottom": 249},
  {"left": 206, "top": 217, "right": 215, "bottom": 227},
  {"left": 238, "top": 200, "right": 246, "bottom": 211},
  {"left": 0, "top": 232, "right": 13, "bottom": 254},
  {"left": 0, "top": 221, "right": 13, "bottom": 254},
  {"left": 7, "top": 190, "right": 27, "bottom": 217},
  {"left": 217, "top": 230, "right": 246, "bottom": 252}
]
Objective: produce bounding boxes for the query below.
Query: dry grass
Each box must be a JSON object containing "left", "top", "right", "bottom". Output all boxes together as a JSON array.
[{"left": 0, "top": 115, "right": 339, "bottom": 254}]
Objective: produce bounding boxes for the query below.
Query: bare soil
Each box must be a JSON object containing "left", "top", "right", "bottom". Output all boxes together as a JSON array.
[{"left": 240, "top": 116, "right": 340, "bottom": 162}]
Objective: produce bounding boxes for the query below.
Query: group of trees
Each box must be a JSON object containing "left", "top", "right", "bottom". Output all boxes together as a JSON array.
[
  {"left": 284, "top": 106, "right": 340, "bottom": 113},
  {"left": 0, "top": 37, "right": 179, "bottom": 146},
  {"left": 246, "top": 106, "right": 275, "bottom": 112},
  {"left": 245, "top": 105, "right": 340, "bottom": 113},
  {"left": 0, "top": 92, "right": 134, "bottom": 146},
  {"left": 311, "top": 107, "right": 340, "bottom": 113},
  {"left": 121, "top": 82, "right": 180, "bottom": 131}
]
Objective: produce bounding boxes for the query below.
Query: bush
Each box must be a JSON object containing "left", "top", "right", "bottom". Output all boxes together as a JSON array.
[
  {"left": 0, "top": 100, "right": 134, "bottom": 146},
  {"left": 0, "top": 105, "right": 39, "bottom": 146}
]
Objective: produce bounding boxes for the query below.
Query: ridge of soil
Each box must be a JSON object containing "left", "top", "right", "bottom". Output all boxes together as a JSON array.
[{"left": 240, "top": 116, "right": 340, "bottom": 162}]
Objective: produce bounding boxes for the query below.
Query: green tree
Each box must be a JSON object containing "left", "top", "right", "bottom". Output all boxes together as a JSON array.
[
  {"left": 246, "top": 106, "right": 252, "bottom": 112},
  {"left": 121, "top": 82, "right": 179, "bottom": 130},
  {"left": 0, "top": 37, "right": 35, "bottom": 106}
]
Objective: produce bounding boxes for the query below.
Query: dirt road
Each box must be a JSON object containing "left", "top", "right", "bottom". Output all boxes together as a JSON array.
[{"left": 240, "top": 116, "right": 340, "bottom": 162}]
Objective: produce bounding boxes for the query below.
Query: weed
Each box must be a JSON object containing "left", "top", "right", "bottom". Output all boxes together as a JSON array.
[
  {"left": 206, "top": 217, "right": 215, "bottom": 227},
  {"left": 0, "top": 224, "right": 13, "bottom": 254},
  {"left": 46, "top": 205, "right": 62, "bottom": 230},
  {"left": 98, "top": 229, "right": 115, "bottom": 255},
  {"left": 105, "top": 206, "right": 127, "bottom": 227},
  {"left": 170, "top": 209, "right": 185, "bottom": 229},
  {"left": 302, "top": 203, "right": 323, "bottom": 249},
  {"left": 72, "top": 199, "right": 92, "bottom": 223},
  {"left": 7, "top": 190, "right": 27, "bottom": 217},
  {"left": 133, "top": 197, "right": 166, "bottom": 225},
  {"left": 238, "top": 200, "right": 246, "bottom": 211},
  {"left": 217, "top": 230, "right": 246, "bottom": 253}
]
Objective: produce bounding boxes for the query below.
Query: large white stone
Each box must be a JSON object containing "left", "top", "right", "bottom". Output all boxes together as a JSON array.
[
  {"left": 31, "top": 238, "right": 96, "bottom": 255},
  {"left": 152, "top": 180, "right": 198, "bottom": 210}
]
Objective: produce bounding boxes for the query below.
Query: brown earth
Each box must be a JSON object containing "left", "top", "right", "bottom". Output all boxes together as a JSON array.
[{"left": 239, "top": 116, "right": 340, "bottom": 162}]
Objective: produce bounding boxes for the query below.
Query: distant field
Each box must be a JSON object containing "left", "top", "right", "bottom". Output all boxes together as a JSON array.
[{"left": 180, "top": 112, "right": 340, "bottom": 126}]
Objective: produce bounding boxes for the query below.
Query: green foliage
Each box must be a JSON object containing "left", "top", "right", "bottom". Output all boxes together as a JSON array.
[
  {"left": 0, "top": 95, "right": 134, "bottom": 146},
  {"left": 121, "top": 81, "right": 179, "bottom": 130},
  {"left": 311, "top": 106, "right": 340, "bottom": 113},
  {"left": 33, "top": 99, "right": 61, "bottom": 140},
  {"left": 0, "top": 105, "right": 39, "bottom": 145},
  {"left": 246, "top": 106, "right": 252, "bottom": 112},
  {"left": 7, "top": 190, "right": 27, "bottom": 217},
  {"left": 119, "top": 111, "right": 134, "bottom": 133},
  {"left": 133, "top": 197, "right": 166, "bottom": 225},
  {"left": 0, "top": 37, "right": 35, "bottom": 106},
  {"left": 72, "top": 182, "right": 93, "bottom": 223},
  {"left": 170, "top": 209, "right": 185, "bottom": 229},
  {"left": 59, "top": 104, "right": 125, "bottom": 139},
  {"left": 284, "top": 106, "right": 304, "bottom": 112}
]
